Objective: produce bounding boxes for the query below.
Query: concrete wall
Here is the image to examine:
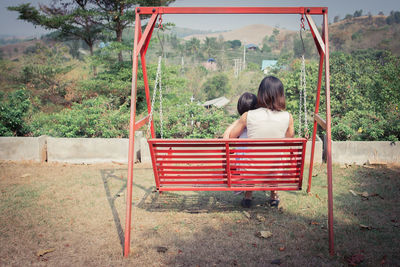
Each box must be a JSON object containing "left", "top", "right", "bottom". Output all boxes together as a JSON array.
[
  {"left": 47, "top": 132, "right": 143, "bottom": 164},
  {"left": 1, "top": 136, "right": 399, "bottom": 165},
  {"left": 332, "top": 141, "right": 400, "bottom": 164},
  {"left": 0, "top": 136, "right": 46, "bottom": 162}
]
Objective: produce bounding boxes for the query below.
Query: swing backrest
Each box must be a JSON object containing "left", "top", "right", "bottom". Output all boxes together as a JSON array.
[{"left": 147, "top": 138, "right": 307, "bottom": 192}]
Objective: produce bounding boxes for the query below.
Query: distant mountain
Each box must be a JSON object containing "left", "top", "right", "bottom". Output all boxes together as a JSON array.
[
  {"left": 183, "top": 24, "right": 295, "bottom": 46},
  {"left": 330, "top": 15, "right": 400, "bottom": 55},
  {"left": 167, "top": 27, "right": 226, "bottom": 38}
]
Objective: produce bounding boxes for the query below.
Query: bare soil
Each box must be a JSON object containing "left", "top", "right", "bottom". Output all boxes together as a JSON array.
[{"left": 0, "top": 161, "right": 399, "bottom": 266}]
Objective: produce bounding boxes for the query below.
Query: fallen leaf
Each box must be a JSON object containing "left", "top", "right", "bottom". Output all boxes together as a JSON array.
[
  {"left": 271, "top": 259, "right": 282, "bottom": 265},
  {"left": 36, "top": 248, "right": 55, "bottom": 257},
  {"left": 310, "top": 221, "right": 320, "bottom": 225},
  {"left": 228, "top": 232, "right": 232, "bottom": 237},
  {"left": 178, "top": 249, "right": 183, "bottom": 253},
  {"left": 279, "top": 246, "right": 285, "bottom": 251},
  {"left": 156, "top": 246, "right": 168, "bottom": 253},
  {"left": 243, "top": 211, "right": 251, "bottom": 219},
  {"left": 252, "top": 243, "right": 257, "bottom": 247},
  {"left": 360, "top": 224, "right": 372, "bottom": 230},
  {"left": 20, "top": 173, "right": 31, "bottom": 178},
  {"left": 361, "top": 191, "right": 369, "bottom": 198},
  {"left": 315, "top": 194, "right": 321, "bottom": 200},
  {"left": 349, "top": 190, "right": 358, "bottom": 196},
  {"left": 257, "top": 230, "right": 273, "bottom": 239},
  {"left": 345, "top": 254, "right": 364, "bottom": 266},
  {"left": 256, "top": 214, "right": 265, "bottom": 222}
]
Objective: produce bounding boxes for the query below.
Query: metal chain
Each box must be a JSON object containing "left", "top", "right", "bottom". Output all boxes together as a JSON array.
[
  {"left": 298, "top": 16, "right": 309, "bottom": 139},
  {"left": 301, "top": 54, "right": 309, "bottom": 138},
  {"left": 158, "top": 59, "right": 164, "bottom": 139},
  {"left": 146, "top": 56, "right": 163, "bottom": 138}
]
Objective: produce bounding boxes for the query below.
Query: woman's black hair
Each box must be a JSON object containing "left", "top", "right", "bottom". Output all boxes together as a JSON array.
[
  {"left": 257, "top": 76, "right": 286, "bottom": 111},
  {"left": 237, "top": 92, "right": 257, "bottom": 115}
]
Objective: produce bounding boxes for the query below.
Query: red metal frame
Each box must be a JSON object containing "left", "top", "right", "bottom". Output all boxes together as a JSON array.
[{"left": 124, "top": 6, "right": 334, "bottom": 257}]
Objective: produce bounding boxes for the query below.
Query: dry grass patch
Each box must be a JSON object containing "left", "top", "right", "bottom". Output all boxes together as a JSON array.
[{"left": 0, "top": 161, "right": 399, "bottom": 266}]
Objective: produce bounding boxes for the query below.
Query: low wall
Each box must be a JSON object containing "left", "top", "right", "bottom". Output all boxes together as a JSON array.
[
  {"left": 0, "top": 136, "right": 46, "bottom": 162},
  {"left": 0, "top": 136, "right": 399, "bottom": 165},
  {"left": 47, "top": 132, "right": 143, "bottom": 164},
  {"left": 332, "top": 141, "right": 400, "bottom": 165}
]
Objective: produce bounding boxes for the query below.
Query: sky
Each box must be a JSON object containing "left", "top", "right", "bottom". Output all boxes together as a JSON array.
[{"left": 1, "top": 0, "right": 400, "bottom": 37}]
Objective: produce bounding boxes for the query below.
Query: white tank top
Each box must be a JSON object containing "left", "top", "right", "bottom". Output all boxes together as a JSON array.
[{"left": 247, "top": 108, "right": 289, "bottom": 138}]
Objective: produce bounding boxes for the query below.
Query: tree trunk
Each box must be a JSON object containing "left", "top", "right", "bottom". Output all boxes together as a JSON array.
[
  {"left": 89, "top": 44, "right": 97, "bottom": 76},
  {"left": 116, "top": 28, "right": 123, "bottom": 62}
]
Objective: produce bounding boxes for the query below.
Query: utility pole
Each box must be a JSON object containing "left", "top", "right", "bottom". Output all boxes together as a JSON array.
[{"left": 243, "top": 41, "right": 246, "bottom": 70}]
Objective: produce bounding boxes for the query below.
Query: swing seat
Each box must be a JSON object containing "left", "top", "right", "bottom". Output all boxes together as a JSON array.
[{"left": 148, "top": 138, "right": 307, "bottom": 192}]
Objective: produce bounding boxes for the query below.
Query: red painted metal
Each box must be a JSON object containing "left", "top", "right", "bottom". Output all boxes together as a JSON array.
[
  {"left": 323, "top": 12, "right": 335, "bottom": 256},
  {"left": 134, "top": 115, "right": 150, "bottom": 131},
  {"left": 125, "top": 6, "right": 334, "bottom": 257},
  {"left": 307, "top": 40, "right": 325, "bottom": 193},
  {"left": 136, "top": 14, "right": 158, "bottom": 56},
  {"left": 136, "top": 7, "right": 327, "bottom": 15},
  {"left": 124, "top": 12, "right": 141, "bottom": 258}
]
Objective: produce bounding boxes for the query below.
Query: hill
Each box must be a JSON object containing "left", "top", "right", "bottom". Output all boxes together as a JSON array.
[
  {"left": 183, "top": 24, "right": 295, "bottom": 46},
  {"left": 330, "top": 15, "right": 400, "bottom": 55}
]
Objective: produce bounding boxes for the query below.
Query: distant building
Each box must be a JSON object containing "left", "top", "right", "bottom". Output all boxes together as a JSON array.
[
  {"left": 246, "top": 44, "right": 258, "bottom": 50},
  {"left": 261, "top": 60, "right": 278, "bottom": 74},
  {"left": 202, "top": 58, "right": 217, "bottom": 71},
  {"left": 202, "top": 96, "right": 230, "bottom": 108}
]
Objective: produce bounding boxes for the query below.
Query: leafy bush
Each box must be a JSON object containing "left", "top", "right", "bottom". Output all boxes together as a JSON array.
[
  {"left": 152, "top": 101, "right": 233, "bottom": 139},
  {"left": 0, "top": 89, "right": 31, "bottom": 136},
  {"left": 31, "top": 97, "right": 130, "bottom": 138}
]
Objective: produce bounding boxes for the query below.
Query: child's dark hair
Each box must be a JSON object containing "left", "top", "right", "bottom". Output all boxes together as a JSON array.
[
  {"left": 257, "top": 76, "right": 286, "bottom": 111},
  {"left": 237, "top": 92, "right": 257, "bottom": 115}
]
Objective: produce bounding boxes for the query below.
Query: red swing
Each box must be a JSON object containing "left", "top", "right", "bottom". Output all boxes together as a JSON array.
[{"left": 125, "top": 6, "right": 334, "bottom": 257}]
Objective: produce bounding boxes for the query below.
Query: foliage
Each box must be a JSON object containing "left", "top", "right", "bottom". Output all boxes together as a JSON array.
[
  {"left": 31, "top": 96, "right": 130, "bottom": 138},
  {"left": 8, "top": 2, "right": 102, "bottom": 55},
  {"left": 202, "top": 73, "right": 230, "bottom": 100},
  {"left": 386, "top": 10, "right": 400, "bottom": 25},
  {"left": 20, "top": 43, "right": 74, "bottom": 105},
  {"left": 279, "top": 49, "right": 400, "bottom": 141},
  {"left": 0, "top": 89, "right": 31, "bottom": 136},
  {"left": 152, "top": 101, "right": 233, "bottom": 139}
]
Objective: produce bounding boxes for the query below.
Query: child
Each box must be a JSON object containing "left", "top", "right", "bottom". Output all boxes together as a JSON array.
[
  {"left": 229, "top": 76, "right": 295, "bottom": 208},
  {"left": 223, "top": 92, "right": 257, "bottom": 139}
]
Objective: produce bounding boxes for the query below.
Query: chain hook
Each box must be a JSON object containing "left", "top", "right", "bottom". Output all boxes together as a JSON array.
[
  {"left": 158, "top": 14, "right": 163, "bottom": 29},
  {"left": 300, "top": 14, "right": 305, "bottom": 30}
]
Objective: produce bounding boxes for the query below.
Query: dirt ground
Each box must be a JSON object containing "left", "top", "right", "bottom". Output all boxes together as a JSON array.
[{"left": 0, "top": 161, "right": 399, "bottom": 266}]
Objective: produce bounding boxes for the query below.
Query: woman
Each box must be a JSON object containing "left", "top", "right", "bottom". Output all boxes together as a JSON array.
[{"left": 229, "top": 76, "right": 294, "bottom": 208}]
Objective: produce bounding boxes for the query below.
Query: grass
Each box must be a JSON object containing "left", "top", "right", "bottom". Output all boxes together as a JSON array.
[{"left": 0, "top": 161, "right": 399, "bottom": 266}]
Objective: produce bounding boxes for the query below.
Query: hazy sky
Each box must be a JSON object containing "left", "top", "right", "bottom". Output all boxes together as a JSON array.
[{"left": 1, "top": 0, "right": 400, "bottom": 37}]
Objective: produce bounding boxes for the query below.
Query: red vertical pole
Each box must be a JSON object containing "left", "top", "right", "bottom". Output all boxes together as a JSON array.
[
  {"left": 323, "top": 11, "right": 335, "bottom": 256},
  {"left": 124, "top": 12, "right": 141, "bottom": 258},
  {"left": 307, "top": 54, "right": 324, "bottom": 193}
]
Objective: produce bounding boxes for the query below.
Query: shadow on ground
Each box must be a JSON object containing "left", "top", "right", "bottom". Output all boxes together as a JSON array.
[{"left": 100, "top": 165, "right": 400, "bottom": 266}]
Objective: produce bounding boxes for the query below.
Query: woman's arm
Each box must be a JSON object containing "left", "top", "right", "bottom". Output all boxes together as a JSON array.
[
  {"left": 223, "top": 119, "right": 240, "bottom": 139},
  {"left": 285, "top": 113, "right": 295, "bottom": 138},
  {"left": 229, "top": 112, "right": 247, "bottom": 138}
]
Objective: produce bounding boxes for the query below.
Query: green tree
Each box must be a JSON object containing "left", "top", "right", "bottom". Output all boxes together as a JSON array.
[
  {"left": 202, "top": 73, "right": 230, "bottom": 99},
  {"left": 203, "top": 37, "right": 218, "bottom": 59},
  {"left": 8, "top": 1, "right": 102, "bottom": 57}
]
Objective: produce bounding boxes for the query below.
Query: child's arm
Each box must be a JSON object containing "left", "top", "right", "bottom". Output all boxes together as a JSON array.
[
  {"left": 285, "top": 113, "right": 295, "bottom": 138},
  {"left": 223, "top": 119, "right": 240, "bottom": 139},
  {"left": 229, "top": 112, "right": 247, "bottom": 138}
]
